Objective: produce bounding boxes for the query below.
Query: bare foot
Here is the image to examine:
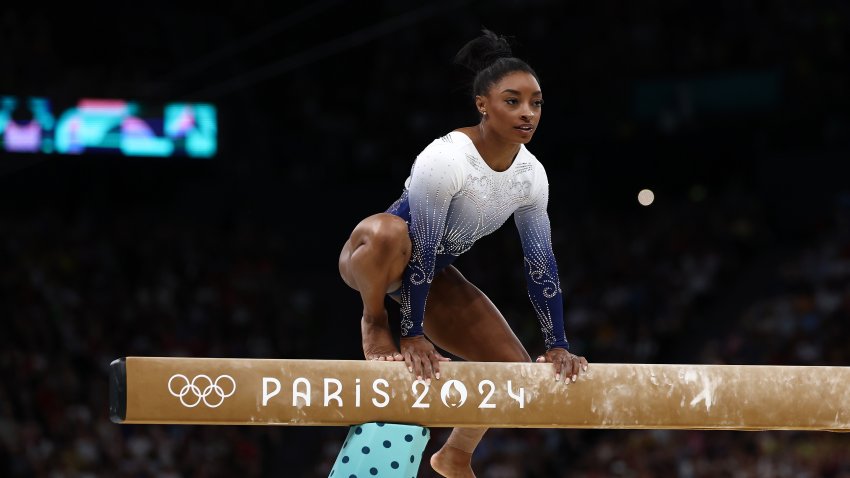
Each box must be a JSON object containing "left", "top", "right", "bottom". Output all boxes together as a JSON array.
[
  {"left": 430, "top": 445, "right": 475, "bottom": 478},
  {"left": 361, "top": 316, "right": 403, "bottom": 361}
]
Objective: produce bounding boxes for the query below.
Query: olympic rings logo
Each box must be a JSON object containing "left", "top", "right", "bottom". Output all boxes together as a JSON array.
[{"left": 167, "top": 374, "right": 236, "bottom": 408}]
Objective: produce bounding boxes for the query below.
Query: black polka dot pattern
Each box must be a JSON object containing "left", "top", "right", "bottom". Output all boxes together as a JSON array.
[{"left": 330, "top": 423, "right": 430, "bottom": 477}]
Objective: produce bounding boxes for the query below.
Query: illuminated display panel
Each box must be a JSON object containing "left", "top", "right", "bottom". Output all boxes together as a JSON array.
[{"left": 0, "top": 96, "right": 217, "bottom": 159}]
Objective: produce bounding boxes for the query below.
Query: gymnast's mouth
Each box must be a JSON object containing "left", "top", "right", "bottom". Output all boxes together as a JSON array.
[{"left": 515, "top": 124, "right": 534, "bottom": 132}]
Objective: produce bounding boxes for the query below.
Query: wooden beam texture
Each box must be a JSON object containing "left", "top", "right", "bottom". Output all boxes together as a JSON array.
[{"left": 109, "top": 357, "right": 850, "bottom": 431}]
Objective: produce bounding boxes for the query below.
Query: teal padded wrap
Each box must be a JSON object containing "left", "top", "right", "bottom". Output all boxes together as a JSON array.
[{"left": 329, "top": 422, "right": 430, "bottom": 477}]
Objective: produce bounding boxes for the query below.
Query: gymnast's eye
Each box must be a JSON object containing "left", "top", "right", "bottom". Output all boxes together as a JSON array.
[
  {"left": 505, "top": 98, "right": 518, "bottom": 105},
  {"left": 534, "top": 99, "right": 544, "bottom": 107}
]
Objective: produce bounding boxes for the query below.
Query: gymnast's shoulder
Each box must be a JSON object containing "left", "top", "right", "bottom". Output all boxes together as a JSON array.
[
  {"left": 411, "top": 130, "right": 474, "bottom": 170},
  {"left": 418, "top": 130, "right": 474, "bottom": 157}
]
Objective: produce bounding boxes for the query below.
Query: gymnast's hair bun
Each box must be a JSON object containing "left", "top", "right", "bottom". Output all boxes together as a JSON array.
[{"left": 453, "top": 28, "right": 514, "bottom": 73}]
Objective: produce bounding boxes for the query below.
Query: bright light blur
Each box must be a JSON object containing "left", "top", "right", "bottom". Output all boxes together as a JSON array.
[{"left": 638, "top": 189, "right": 655, "bottom": 206}]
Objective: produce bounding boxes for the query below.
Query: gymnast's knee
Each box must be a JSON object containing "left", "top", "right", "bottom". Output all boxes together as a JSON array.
[{"left": 364, "top": 214, "right": 410, "bottom": 255}]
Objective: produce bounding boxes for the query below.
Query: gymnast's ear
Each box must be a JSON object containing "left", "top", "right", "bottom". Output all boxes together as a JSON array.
[{"left": 475, "top": 95, "right": 488, "bottom": 116}]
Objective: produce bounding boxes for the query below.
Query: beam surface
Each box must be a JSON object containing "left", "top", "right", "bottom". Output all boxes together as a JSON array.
[{"left": 109, "top": 357, "right": 850, "bottom": 430}]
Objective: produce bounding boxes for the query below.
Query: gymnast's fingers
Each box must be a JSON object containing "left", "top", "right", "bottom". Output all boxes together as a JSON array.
[
  {"left": 542, "top": 350, "right": 564, "bottom": 382},
  {"left": 405, "top": 350, "right": 427, "bottom": 382},
  {"left": 415, "top": 351, "right": 434, "bottom": 382},
  {"left": 421, "top": 351, "right": 436, "bottom": 382},
  {"left": 403, "top": 350, "right": 417, "bottom": 377},
  {"left": 568, "top": 354, "right": 582, "bottom": 382},
  {"left": 579, "top": 355, "right": 589, "bottom": 372},
  {"left": 429, "top": 350, "right": 448, "bottom": 380}
]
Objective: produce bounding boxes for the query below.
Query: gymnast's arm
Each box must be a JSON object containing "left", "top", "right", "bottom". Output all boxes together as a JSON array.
[
  {"left": 399, "top": 144, "right": 462, "bottom": 380},
  {"left": 514, "top": 170, "right": 588, "bottom": 382}
]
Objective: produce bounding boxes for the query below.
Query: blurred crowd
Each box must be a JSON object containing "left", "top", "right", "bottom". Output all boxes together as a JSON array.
[
  {"left": 2, "top": 183, "right": 850, "bottom": 477},
  {"left": 3, "top": 0, "right": 850, "bottom": 477}
]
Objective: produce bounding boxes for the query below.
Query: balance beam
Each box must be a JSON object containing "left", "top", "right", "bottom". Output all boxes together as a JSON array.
[{"left": 109, "top": 357, "right": 850, "bottom": 431}]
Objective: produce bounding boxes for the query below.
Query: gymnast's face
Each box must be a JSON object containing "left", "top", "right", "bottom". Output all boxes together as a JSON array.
[{"left": 476, "top": 71, "right": 543, "bottom": 145}]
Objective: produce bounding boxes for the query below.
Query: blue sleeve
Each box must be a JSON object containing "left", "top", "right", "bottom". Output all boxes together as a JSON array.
[
  {"left": 513, "top": 176, "right": 570, "bottom": 351},
  {"left": 399, "top": 145, "right": 462, "bottom": 338}
]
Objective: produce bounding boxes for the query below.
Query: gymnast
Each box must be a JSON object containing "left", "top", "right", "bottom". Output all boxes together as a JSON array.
[{"left": 338, "top": 28, "right": 589, "bottom": 477}]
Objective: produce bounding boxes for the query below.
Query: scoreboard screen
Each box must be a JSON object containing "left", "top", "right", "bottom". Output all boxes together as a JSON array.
[{"left": 0, "top": 96, "right": 217, "bottom": 159}]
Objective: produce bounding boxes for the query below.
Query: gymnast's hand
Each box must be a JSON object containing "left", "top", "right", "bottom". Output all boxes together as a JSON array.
[
  {"left": 400, "top": 335, "right": 451, "bottom": 383},
  {"left": 536, "top": 348, "right": 589, "bottom": 383}
]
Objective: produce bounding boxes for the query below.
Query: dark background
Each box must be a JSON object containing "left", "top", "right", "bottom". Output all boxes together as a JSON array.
[{"left": 2, "top": 1, "right": 850, "bottom": 476}]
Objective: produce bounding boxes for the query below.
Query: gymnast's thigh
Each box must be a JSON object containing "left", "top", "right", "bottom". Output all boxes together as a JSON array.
[{"left": 423, "top": 265, "right": 531, "bottom": 363}]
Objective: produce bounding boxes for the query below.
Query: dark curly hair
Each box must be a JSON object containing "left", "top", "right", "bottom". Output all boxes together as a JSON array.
[{"left": 453, "top": 28, "right": 540, "bottom": 100}]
